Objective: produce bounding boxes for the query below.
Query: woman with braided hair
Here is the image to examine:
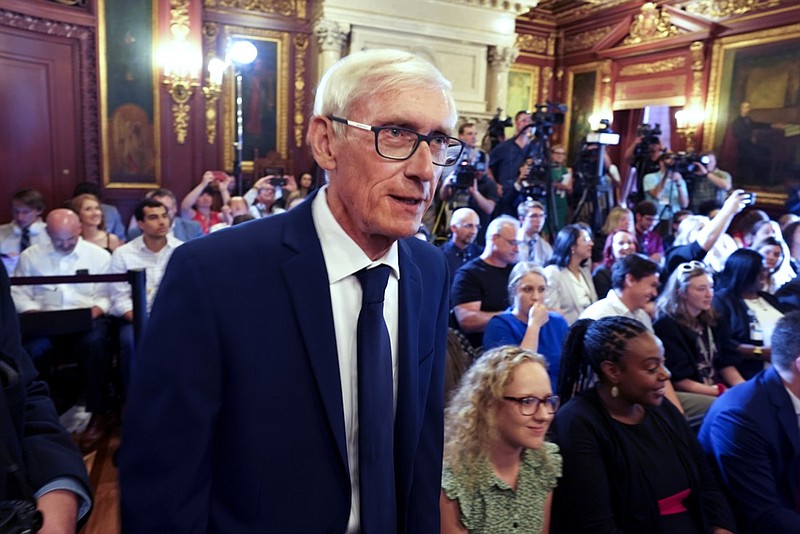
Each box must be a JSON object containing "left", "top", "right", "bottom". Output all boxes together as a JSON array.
[{"left": 550, "top": 317, "right": 735, "bottom": 534}]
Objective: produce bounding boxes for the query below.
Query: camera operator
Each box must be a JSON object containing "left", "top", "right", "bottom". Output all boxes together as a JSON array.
[
  {"left": 687, "top": 151, "right": 732, "bottom": 213},
  {"left": 643, "top": 152, "right": 689, "bottom": 231},
  {"left": 548, "top": 145, "right": 573, "bottom": 232},
  {"left": 489, "top": 110, "right": 534, "bottom": 215},
  {"left": 440, "top": 123, "right": 498, "bottom": 244},
  {"left": 623, "top": 132, "right": 663, "bottom": 203}
]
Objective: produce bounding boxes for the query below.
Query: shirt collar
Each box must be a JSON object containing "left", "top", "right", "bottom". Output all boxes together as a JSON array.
[
  {"left": 312, "top": 185, "right": 400, "bottom": 284},
  {"left": 784, "top": 385, "right": 800, "bottom": 417}
]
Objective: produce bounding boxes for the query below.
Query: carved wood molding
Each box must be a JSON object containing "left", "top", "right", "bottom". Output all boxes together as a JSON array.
[
  {"left": 293, "top": 33, "right": 308, "bottom": 149},
  {"left": 624, "top": 2, "right": 680, "bottom": 46},
  {"left": 681, "top": 0, "right": 783, "bottom": 20},
  {"left": 203, "top": 0, "right": 305, "bottom": 19},
  {"left": 564, "top": 25, "right": 614, "bottom": 53},
  {"left": 0, "top": 8, "right": 99, "bottom": 181}
]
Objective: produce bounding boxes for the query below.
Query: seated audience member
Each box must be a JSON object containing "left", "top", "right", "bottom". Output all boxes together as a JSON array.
[
  {"left": 592, "top": 229, "right": 637, "bottom": 299},
  {"left": 0, "top": 264, "right": 93, "bottom": 530},
  {"left": 699, "top": 311, "right": 800, "bottom": 533},
  {"left": 248, "top": 182, "right": 286, "bottom": 219},
  {"left": 128, "top": 188, "right": 203, "bottom": 242},
  {"left": 69, "top": 193, "right": 120, "bottom": 253},
  {"left": 440, "top": 207, "right": 481, "bottom": 280},
  {"left": 232, "top": 213, "right": 255, "bottom": 225},
  {"left": 110, "top": 199, "right": 182, "bottom": 393},
  {"left": 654, "top": 261, "right": 745, "bottom": 424},
  {"left": 551, "top": 317, "right": 736, "bottom": 534},
  {"left": 0, "top": 189, "right": 48, "bottom": 275},
  {"left": 284, "top": 172, "right": 315, "bottom": 205},
  {"left": 731, "top": 208, "right": 769, "bottom": 248},
  {"left": 180, "top": 172, "right": 232, "bottom": 233},
  {"left": 209, "top": 196, "right": 250, "bottom": 232},
  {"left": 752, "top": 235, "right": 789, "bottom": 293},
  {"left": 483, "top": 262, "right": 569, "bottom": 385},
  {"left": 543, "top": 224, "right": 597, "bottom": 325},
  {"left": 11, "top": 209, "right": 113, "bottom": 452},
  {"left": 713, "top": 248, "right": 786, "bottom": 380},
  {"left": 451, "top": 216, "right": 519, "bottom": 349},
  {"left": 775, "top": 276, "right": 800, "bottom": 311},
  {"left": 72, "top": 181, "right": 126, "bottom": 241},
  {"left": 671, "top": 214, "right": 737, "bottom": 274},
  {"left": 782, "top": 220, "right": 800, "bottom": 274},
  {"left": 441, "top": 346, "right": 561, "bottom": 533},
  {"left": 633, "top": 200, "right": 665, "bottom": 264},
  {"left": 593, "top": 206, "right": 634, "bottom": 263},
  {"left": 664, "top": 190, "right": 748, "bottom": 272},
  {"left": 663, "top": 208, "right": 693, "bottom": 250},
  {"left": 516, "top": 200, "right": 553, "bottom": 266},
  {"left": 580, "top": 253, "right": 659, "bottom": 330}
]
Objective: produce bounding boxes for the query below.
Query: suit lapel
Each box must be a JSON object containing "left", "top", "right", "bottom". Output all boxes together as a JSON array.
[
  {"left": 280, "top": 200, "right": 349, "bottom": 471},
  {"left": 766, "top": 368, "right": 800, "bottom": 455},
  {"left": 394, "top": 239, "right": 423, "bottom": 498}
]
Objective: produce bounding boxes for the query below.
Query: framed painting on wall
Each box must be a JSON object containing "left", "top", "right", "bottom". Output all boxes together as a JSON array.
[
  {"left": 98, "top": 0, "right": 161, "bottom": 188},
  {"left": 505, "top": 66, "right": 539, "bottom": 139},
  {"left": 221, "top": 27, "right": 290, "bottom": 176},
  {"left": 705, "top": 24, "right": 800, "bottom": 205},
  {"left": 564, "top": 64, "right": 601, "bottom": 161}
]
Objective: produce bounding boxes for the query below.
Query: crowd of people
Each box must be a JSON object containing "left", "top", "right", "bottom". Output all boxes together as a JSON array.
[{"left": 2, "top": 48, "right": 800, "bottom": 532}]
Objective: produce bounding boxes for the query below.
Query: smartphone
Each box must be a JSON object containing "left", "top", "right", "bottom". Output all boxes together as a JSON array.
[{"left": 742, "top": 192, "right": 757, "bottom": 205}]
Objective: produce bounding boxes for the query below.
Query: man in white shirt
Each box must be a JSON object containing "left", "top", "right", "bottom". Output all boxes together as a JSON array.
[
  {"left": 516, "top": 199, "right": 553, "bottom": 266},
  {"left": 110, "top": 199, "right": 182, "bottom": 394},
  {"left": 0, "top": 189, "right": 49, "bottom": 275},
  {"left": 12, "top": 209, "right": 113, "bottom": 452}
]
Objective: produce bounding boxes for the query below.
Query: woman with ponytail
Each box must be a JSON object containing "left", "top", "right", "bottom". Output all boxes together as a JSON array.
[{"left": 550, "top": 317, "right": 735, "bottom": 533}]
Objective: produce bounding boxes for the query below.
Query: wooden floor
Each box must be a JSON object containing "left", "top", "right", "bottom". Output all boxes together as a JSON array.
[{"left": 80, "top": 424, "right": 121, "bottom": 533}]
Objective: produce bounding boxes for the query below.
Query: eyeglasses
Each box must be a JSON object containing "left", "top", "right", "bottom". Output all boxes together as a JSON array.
[
  {"left": 328, "top": 116, "right": 464, "bottom": 166},
  {"left": 678, "top": 260, "right": 707, "bottom": 273},
  {"left": 496, "top": 235, "right": 522, "bottom": 247},
  {"left": 503, "top": 395, "right": 560, "bottom": 416}
]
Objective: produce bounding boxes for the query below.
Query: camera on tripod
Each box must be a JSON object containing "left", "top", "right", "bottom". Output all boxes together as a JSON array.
[
  {"left": 662, "top": 151, "right": 710, "bottom": 176},
  {"left": 634, "top": 123, "right": 662, "bottom": 159},
  {"left": 530, "top": 102, "right": 567, "bottom": 137},
  {"left": 453, "top": 161, "right": 477, "bottom": 189},
  {"left": 487, "top": 108, "right": 513, "bottom": 149}
]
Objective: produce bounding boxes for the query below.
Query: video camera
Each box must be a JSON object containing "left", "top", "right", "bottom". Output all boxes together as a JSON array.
[
  {"left": 662, "top": 152, "right": 710, "bottom": 176},
  {"left": 487, "top": 108, "right": 513, "bottom": 149},
  {"left": 529, "top": 102, "right": 567, "bottom": 138},
  {"left": 453, "top": 161, "right": 477, "bottom": 189},
  {"left": 634, "top": 123, "right": 662, "bottom": 159}
]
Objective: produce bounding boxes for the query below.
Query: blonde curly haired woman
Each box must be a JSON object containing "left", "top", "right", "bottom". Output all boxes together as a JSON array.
[{"left": 441, "top": 346, "right": 561, "bottom": 533}]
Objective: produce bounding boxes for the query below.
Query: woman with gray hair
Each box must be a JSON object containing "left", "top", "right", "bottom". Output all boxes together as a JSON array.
[{"left": 483, "top": 261, "right": 569, "bottom": 386}]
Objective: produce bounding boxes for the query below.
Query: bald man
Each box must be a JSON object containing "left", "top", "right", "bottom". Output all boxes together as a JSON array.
[
  {"left": 440, "top": 208, "right": 481, "bottom": 279},
  {"left": 12, "top": 209, "right": 113, "bottom": 452}
]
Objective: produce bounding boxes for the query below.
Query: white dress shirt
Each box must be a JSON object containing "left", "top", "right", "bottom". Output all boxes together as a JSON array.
[
  {"left": 580, "top": 288, "right": 654, "bottom": 332},
  {"left": 11, "top": 238, "right": 111, "bottom": 313},
  {"left": 109, "top": 234, "right": 183, "bottom": 317},
  {"left": 312, "top": 186, "right": 400, "bottom": 534},
  {"left": 0, "top": 220, "right": 49, "bottom": 275}
]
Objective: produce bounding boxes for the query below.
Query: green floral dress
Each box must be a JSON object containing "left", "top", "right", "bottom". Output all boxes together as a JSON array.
[{"left": 442, "top": 442, "right": 562, "bottom": 533}]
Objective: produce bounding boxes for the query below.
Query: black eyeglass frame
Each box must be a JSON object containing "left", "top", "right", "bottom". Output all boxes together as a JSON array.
[
  {"left": 328, "top": 115, "right": 464, "bottom": 166},
  {"left": 503, "top": 395, "right": 560, "bottom": 416}
]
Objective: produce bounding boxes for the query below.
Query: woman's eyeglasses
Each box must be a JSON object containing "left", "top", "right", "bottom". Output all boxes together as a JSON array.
[{"left": 503, "top": 395, "right": 560, "bottom": 416}]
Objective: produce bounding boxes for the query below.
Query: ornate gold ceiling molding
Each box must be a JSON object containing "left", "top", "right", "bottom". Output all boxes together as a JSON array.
[
  {"left": 623, "top": 2, "right": 679, "bottom": 46},
  {"left": 619, "top": 56, "right": 686, "bottom": 77},
  {"left": 528, "top": 0, "right": 628, "bottom": 24},
  {"left": 203, "top": 0, "right": 303, "bottom": 19},
  {"left": 681, "top": 0, "right": 783, "bottom": 19},
  {"left": 516, "top": 34, "right": 548, "bottom": 54},
  {"left": 564, "top": 25, "right": 614, "bottom": 53}
]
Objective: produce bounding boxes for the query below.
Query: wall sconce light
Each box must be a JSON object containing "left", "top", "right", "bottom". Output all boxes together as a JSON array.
[
  {"left": 675, "top": 106, "right": 704, "bottom": 152},
  {"left": 202, "top": 57, "right": 227, "bottom": 145},
  {"left": 160, "top": 39, "right": 202, "bottom": 144}
]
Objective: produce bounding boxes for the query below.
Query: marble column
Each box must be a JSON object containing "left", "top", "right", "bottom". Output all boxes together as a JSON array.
[
  {"left": 487, "top": 45, "right": 519, "bottom": 116},
  {"left": 313, "top": 19, "right": 351, "bottom": 83}
]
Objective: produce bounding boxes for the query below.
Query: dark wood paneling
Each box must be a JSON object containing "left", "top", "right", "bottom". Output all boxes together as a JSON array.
[{"left": 0, "top": 27, "right": 82, "bottom": 218}]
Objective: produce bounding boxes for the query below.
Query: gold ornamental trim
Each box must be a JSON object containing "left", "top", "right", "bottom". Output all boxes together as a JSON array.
[
  {"left": 203, "top": 0, "right": 301, "bottom": 18},
  {"left": 293, "top": 34, "right": 308, "bottom": 149},
  {"left": 624, "top": 2, "right": 679, "bottom": 46},
  {"left": 516, "top": 34, "right": 547, "bottom": 55},
  {"left": 564, "top": 26, "right": 613, "bottom": 54},
  {"left": 619, "top": 56, "right": 686, "bottom": 77},
  {"left": 682, "top": 0, "right": 782, "bottom": 20}
]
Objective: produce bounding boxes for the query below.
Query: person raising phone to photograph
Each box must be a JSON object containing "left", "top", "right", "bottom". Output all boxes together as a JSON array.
[{"left": 180, "top": 171, "right": 233, "bottom": 234}]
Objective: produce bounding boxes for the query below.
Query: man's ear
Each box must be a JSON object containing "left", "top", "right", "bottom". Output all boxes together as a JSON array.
[
  {"left": 624, "top": 273, "right": 634, "bottom": 288},
  {"left": 307, "top": 116, "right": 337, "bottom": 172}
]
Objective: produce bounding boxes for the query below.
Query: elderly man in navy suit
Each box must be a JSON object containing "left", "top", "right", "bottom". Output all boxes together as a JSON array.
[
  {"left": 119, "top": 49, "right": 462, "bottom": 532},
  {"left": 699, "top": 310, "right": 800, "bottom": 533}
]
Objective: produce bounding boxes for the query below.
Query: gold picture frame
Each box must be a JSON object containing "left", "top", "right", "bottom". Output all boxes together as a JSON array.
[
  {"left": 220, "top": 26, "right": 290, "bottom": 175},
  {"left": 704, "top": 23, "right": 800, "bottom": 205},
  {"left": 505, "top": 65, "right": 539, "bottom": 139},
  {"left": 564, "top": 63, "right": 601, "bottom": 160}
]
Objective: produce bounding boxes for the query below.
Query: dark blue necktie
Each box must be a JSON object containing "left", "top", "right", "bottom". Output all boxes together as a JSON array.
[
  {"left": 355, "top": 265, "right": 396, "bottom": 533},
  {"left": 19, "top": 227, "right": 30, "bottom": 252}
]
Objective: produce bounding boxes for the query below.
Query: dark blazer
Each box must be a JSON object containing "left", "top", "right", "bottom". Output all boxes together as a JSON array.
[
  {"left": 119, "top": 193, "right": 450, "bottom": 533},
  {"left": 712, "top": 288, "right": 785, "bottom": 379},
  {"left": 0, "top": 268, "right": 91, "bottom": 506},
  {"left": 699, "top": 366, "right": 800, "bottom": 533}
]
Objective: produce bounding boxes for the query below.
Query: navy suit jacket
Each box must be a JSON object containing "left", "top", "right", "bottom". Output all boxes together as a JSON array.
[
  {"left": 698, "top": 366, "right": 800, "bottom": 533},
  {"left": 119, "top": 193, "right": 449, "bottom": 532}
]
